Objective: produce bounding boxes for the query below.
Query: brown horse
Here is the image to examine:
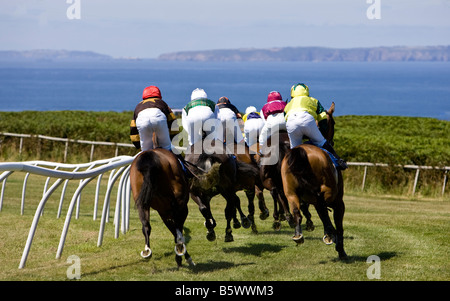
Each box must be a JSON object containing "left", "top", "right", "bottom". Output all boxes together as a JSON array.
[
  {"left": 130, "top": 148, "right": 195, "bottom": 267},
  {"left": 281, "top": 129, "right": 347, "bottom": 259},
  {"left": 266, "top": 102, "right": 336, "bottom": 231}
]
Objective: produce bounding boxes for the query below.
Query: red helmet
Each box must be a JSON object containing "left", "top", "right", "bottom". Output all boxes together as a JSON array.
[
  {"left": 142, "top": 86, "right": 161, "bottom": 100},
  {"left": 267, "top": 91, "right": 282, "bottom": 102}
]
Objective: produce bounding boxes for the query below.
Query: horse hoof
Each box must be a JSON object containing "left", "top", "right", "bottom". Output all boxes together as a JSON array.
[
  {"left": 225, "top": 233, "right": 234, "bottom": 242},
  {"left": 140, "top": 246, "right": 152, "bottom": 258},
  {"left": 206, "top": 230, "right": 216, "bottom": 242},
  {"left": 323, "top": 234, "right": 334, "bottom": 245},
  {"left": 251, "top": 224, "right": 258, "bottom": 234},
  {"left": 259, "top": 210, "right": 270, "bottom": 220},
  {"left": 175, "top": 243, "right": 187, "bottom": 256},
  {"left": 292, "top": 234, "right": 304, "bottom": 244},
  {"left": 339, "top": 251, "right": 348, "bottom": 260},
  {"left": 305, "top": 221, "right": 315, "bottom": 232},
  {"left": 241, "top": 217, "right": 251, "bottom": 229},
  {"left": 272, "top": 220, "right": 282, "bottom": 231},
  {"left": 233, "top": 220, "right": 241, "bottom": 229}
]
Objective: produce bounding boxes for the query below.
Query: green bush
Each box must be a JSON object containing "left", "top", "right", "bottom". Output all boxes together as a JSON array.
[{"left": 0, "top": 112, "right": 448, "bottom": 197}]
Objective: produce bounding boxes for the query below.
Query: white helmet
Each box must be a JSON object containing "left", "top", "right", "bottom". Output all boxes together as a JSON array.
[
  {"left": 245, "top": 106, "right": 257, "bottom": 115},
  {"left": 191, "top": 88, "right": 208, "bottom": 101}
]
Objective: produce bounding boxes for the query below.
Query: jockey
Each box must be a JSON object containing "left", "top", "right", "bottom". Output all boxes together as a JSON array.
[
  {"left": 242, "top": 106, "right": 264, "bottom": 148},
  {"left": 259, "top": 91, "right": 287, "bottom": 149},
  {"left": 216, "top": 96, "right": 244, "bottom": 145},
  {"left": 130, "top": 85, "right": 177, "bottom": 152},
  {"left": 284, "top": 83, "right": 347, "bottom": 170},
  {"left": 182, "top": 88, "right": 221, "bottom": 146}
]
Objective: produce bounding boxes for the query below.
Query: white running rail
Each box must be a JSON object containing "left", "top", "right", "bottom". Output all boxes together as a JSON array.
[{"left": 0, "top": 155, "right": 136, "bottom": 269}]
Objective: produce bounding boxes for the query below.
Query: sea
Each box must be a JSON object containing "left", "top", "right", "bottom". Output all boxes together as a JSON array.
[{"left": 0, "top": 60, "right": 449, "bottom": 120}]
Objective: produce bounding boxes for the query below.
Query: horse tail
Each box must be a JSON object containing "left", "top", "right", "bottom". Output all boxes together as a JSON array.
[
  {"left": 136, "top": 151, "right": 161, "bottom": 210},
  {"left": 285, "top": 147, "right": 320, "bottom": 195}
]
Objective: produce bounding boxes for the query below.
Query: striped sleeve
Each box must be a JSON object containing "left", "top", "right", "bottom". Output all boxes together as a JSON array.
[{"left": 130, "top": 118, "right": 141, "bottom": 150}]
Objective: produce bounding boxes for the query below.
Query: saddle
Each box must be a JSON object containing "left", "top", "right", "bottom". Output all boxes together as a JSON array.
[{"left": 304, "top": 140, "right": 340, "bottom": 169}]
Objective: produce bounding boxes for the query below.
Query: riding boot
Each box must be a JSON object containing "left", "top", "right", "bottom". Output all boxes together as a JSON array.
[{"left": 321, "top": 141, "right": 348, "bottom": 170}]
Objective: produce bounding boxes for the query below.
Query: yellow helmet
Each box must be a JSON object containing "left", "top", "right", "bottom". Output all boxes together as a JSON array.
[{"left": 291, "top": 83, "right": 309, "bottom": 97}]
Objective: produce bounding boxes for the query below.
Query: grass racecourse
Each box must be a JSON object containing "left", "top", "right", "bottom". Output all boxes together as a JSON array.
[
  {"left": 0, "top": 113, "right": 449, "bottom": 284},
  {"left": 0, "top": 172, "right": 449, "bottom": 282}
]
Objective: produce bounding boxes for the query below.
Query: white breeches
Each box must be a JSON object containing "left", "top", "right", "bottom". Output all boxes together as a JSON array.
[
  {"left": 182, "top": 106, "right": 221, "bottom": 146},
  {"left": 286, "top": 111, "right": 327, "bottom": 149},
  {"left": 136, "top": 108, "right": 171, "bottom": 151},
  {"left": 259, "top": 112, "right": 287, "bottom": 148},
  {"left": 244, "top": 118, "right": 264, "bottom": 147}
]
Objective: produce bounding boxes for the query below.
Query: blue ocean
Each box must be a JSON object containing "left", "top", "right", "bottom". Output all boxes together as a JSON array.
[{"left": 0, "top": 60, "right": 449, "bottom": 120}]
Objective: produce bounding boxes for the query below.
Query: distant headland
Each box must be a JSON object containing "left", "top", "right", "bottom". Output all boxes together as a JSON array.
[
  {"left": 158, "top": 46, "right": 450, "bottom": 62},
  {"left": 1, "top": 46, "right": 449, "bottom": 63}
]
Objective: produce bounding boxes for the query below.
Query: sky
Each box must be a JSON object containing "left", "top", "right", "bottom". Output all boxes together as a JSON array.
[{"left": 1, "top": 0, "right": 449, "bottom": 58}]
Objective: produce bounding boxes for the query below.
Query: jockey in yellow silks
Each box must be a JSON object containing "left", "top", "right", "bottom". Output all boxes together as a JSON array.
[{"left": 285, "top": 83, "right": 347, "bottom": 170}]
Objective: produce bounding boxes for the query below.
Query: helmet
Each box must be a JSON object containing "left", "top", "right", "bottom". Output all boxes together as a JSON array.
[
  {"left": 267, "top": 91, "right": 282, "bottom": 103},
  {"left": 142, "top": 86, "right": 161, "bottom": 100},
  {"left": 191, "top": 88, "right": 207, "bottom": 101},
  {"left": 291, "top": 83, "right": 309, "bottom": 97},
  {"left": 245, "top": 106, "right": 257, "bottom": 115},
  {"left": 217, "top": 96, "right": 230, "bottom": 104}
]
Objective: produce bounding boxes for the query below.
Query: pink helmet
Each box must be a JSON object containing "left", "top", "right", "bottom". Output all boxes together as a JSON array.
[{"left": 267, "top": 91, "right": 282, "bottom": 102}]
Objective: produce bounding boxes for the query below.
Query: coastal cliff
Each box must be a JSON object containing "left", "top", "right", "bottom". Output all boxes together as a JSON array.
[{"left": 158, "top": 46, "right": 450, "bottom": 62}]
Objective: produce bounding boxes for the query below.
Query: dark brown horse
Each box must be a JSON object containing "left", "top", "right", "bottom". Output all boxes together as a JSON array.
[
  {"left": 229, "top": 140, "right": 270, "bottom": 234},
  {"left": 186, "top": 139, "right": 260, "bottom": 242},
  {"left": 280, "top": 103, "right": 347, "bottom": 259},
  {"left": 130, "top": 148, "right": 195, "bottom": 267}
]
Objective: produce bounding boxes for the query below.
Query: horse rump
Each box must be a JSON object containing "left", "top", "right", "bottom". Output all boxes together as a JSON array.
[
  {"left": 135, "top": 151, "right": 162, "bottom": 209},
  {"left": 285, "top": 147, "right": 320, "bottom": 196}
]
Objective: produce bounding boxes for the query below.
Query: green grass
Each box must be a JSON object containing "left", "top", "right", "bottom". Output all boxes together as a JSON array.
[{"left": 0, "top": 172, "right": 449, "bottom": 281}]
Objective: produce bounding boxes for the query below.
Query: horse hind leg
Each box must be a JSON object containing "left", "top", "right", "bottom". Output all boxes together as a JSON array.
[
  {"left": 270, "top": 189, "right": 282, "bottom": 231},
  {"left": 333, "top": 199, "right": 347, "bottom": 260},
  {"left": 174, "top": 228, "right": 196, "bottom": 267},
  {"left": 138, "top": 208, "right": 152, "bottom": 258},
  {"left": 300, "top": 201, "right": 315, "bottom": 232},
  {"left": 292, "top": 207, "right": 304, "bottom": 244},
  {"left": 245, "top": 189, "right": 258, "bottom": 234},
  {"left": 223, "top": 192, "right": 238, "bottom": 242},
  {"left": 174, "top": 229, "right": 187, "bottom": 256},
  {"left": 314, "top": 196, "right": 336, "bottom": 245},
  {"left": 234, "top": 194, "right": 251, "bottom": 230},
  {"left": 256, "top": 186, "right": 269, "bottom": 220}
]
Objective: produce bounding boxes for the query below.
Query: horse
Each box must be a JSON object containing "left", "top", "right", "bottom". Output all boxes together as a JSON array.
[
  {"left": 185, "top": 139, "right": 260, "bottom": 243},
  {"left": 229, "top": 140, "right": 270, "bottom": 234},
  {"left": 280, "top": 102, "right": 347, "bottom": 260},
  {"left": 258, "top": 131, "right": 316, "bottom": 232},
  {"left": 129, "top": 148, "right": 195, "bottom": 267}
]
